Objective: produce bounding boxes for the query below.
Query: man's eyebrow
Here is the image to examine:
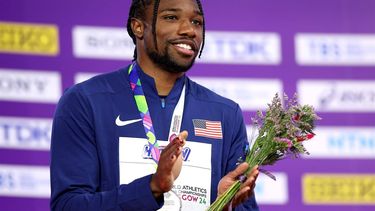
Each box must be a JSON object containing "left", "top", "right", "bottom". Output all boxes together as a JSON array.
[{"left": 159, "top": 8, "right": 203, "bottom": 16}]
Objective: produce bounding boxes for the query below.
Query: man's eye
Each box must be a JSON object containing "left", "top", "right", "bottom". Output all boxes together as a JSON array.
[
  {"left": 192, "top": 19, "right": 202, "bottom": 26},
  {"left": 164, "top": 15, "right": 177, "bottom": 20}
]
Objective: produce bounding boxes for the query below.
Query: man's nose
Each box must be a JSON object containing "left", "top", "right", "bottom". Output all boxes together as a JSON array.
[{"left": 177, "top": 20, "right": 197, "bottom": 38}]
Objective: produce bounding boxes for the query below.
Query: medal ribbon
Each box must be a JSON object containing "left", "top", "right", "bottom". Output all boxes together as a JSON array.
[{"left": 128, "top": 63, "right": 186, "bottom": 164}]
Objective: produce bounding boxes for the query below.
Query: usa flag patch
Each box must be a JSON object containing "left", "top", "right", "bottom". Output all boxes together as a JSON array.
[{"left": 193, "top": 119, "right": 222, "bottom": 139}]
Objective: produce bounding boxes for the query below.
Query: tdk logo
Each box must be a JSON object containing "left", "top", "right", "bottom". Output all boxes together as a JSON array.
[
  {"left": 142, "top": 145, "right": 191, "bottom": 161},
  {"left": 198, "top": 31, "right": 281, "bottom": 65},
  {"left": 0, "top": 117, "right": 52, "bottom": 150}
]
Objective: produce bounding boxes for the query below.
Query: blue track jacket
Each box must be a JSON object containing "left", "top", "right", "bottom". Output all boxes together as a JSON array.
[{"left": 50, "top": 64, "right": 259, "bottom": 210}]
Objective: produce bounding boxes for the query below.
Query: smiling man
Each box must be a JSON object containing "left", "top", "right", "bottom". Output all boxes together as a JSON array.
[{"left": 50, "top": 0, "right": 259, "bottom": 210}]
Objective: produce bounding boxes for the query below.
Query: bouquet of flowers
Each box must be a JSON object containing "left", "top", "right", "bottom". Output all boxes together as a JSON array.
[{"left": 208, "top": 93, "right": 320, "bottom": 211}]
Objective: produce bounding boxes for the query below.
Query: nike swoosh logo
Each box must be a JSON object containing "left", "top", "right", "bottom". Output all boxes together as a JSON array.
[{"left": 115, "top": 115, "right": 142, "bottom": 126}]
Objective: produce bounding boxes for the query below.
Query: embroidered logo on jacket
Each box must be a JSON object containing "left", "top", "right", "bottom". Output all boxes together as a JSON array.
[
  {"left": 115, "top": 115, "right": 142, "bottom": 126},
  {"left": 192, "top": 119, "right": 223, "bottom": 139}
]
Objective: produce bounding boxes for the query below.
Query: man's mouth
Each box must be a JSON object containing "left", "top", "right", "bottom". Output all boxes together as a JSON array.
[
  {"left": 175, "top": 43, "right": 192, "bottom": 50},
  {"left": 173, "top": 42, "right": 196, "bottom": 56}
]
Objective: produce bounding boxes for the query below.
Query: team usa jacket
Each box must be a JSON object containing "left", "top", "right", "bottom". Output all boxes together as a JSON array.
[{"left": 50, "top": 64, "right": 259, "bottom": 211}]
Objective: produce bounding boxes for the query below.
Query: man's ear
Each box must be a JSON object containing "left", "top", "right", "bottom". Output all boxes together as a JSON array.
[{"left": 131, "top": 18, "right": 144, "bottom": 39}]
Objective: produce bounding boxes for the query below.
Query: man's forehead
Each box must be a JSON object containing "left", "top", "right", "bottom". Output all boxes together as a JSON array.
[
  {"left": 142, "top": 0, "right": 203, "bottom": 21},
  {"left": 155, "top": 0, "right": 202, "bottom": 12}
]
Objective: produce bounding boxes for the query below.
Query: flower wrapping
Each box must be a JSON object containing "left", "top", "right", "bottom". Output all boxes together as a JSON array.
[{"left": 208, "top": 93, "right": 320, "bottom": 211}]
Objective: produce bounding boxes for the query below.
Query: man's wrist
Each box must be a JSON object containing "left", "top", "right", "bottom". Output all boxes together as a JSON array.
[{"left": 150, "top": 174, "right": 163, "bottom": 198}]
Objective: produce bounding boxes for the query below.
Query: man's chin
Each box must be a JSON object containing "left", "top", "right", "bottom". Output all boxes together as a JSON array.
[
  {"left": 157, "top": 57, "right": 195, "bottom": 73},
  {"left": 148, "top": 50, "right": 196, "bottom": 73},
  {"left": 163, "top": 64, "right": 191, "bottom": 73},
  {"left": 167, "top": 59, "right": 195, "bottom": 73}
]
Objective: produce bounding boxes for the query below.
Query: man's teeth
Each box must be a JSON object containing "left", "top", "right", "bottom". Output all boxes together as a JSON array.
[{"left": 176, "top": 43, "right": 192, "bottom": 50}]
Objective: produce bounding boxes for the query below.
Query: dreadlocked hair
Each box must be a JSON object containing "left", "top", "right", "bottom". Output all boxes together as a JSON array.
[
  {"left": 126, "top": 0, "right": 206, "bottom": 60},
  {"left": 195, "top": 0, "right": 205, "bottom": 58},
  {"left": 127, "top": 0, "right": 150, "bottom": 60}
]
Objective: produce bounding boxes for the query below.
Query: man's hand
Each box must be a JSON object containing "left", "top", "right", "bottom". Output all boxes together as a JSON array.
[
  {"left": 150, "top": 131, "right": 188, "bottom": 198},
  {"left": 218, "top": 163, "right": 259, "bottom": 209}
]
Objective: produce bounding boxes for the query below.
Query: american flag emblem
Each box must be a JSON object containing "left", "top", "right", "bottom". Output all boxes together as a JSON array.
[{"left": 193, "top": 119, "right": 222, "bottom": 139}]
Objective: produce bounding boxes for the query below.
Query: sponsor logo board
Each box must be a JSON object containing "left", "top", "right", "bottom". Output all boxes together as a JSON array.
[
  {"left": 255, "top": 172, "right": 288, "bottom": 204},
  {"left": 303, "top": 174, "right": 375, "bottom": 204},
  {"left": 0, "top": 164, "right": 50, "bottom": 198},
  {"left": 72, "top": 26, "right": 134, "bottom": 60},
  {"left": 200, "top": 31, "right": 281, "bottom": 64},
  {"left": 0, "top": 116, "right": 52, "bottom": 150},
  {"left": 0, "top": 68, "right": 61, "bottom": 103},
  {"left": 298, "top": 80, "right": 375, "bottom": 112},
  {"left": 74, "top": 72, "right": 100, "bottom": 84},
  {"left": 0, "top": 21, "right": 59, "bottom": 55},
  {"left": 303, "top": 126, "right": 375, "bottom": 159},
  {"left": 296, "top": 33, "right": 375, "bottom": 66},
  {"left": 192, "top": 77, "right": 283, "bottom": 110}
]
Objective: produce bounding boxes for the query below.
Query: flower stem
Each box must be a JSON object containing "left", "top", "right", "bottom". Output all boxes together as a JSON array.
[{"left": 207, "top": 181, "right": 241, "bottom": 211}]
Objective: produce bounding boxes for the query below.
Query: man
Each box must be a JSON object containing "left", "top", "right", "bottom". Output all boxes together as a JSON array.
[{"left": 50, "top": 0, "right": 259, "bottom": 210}]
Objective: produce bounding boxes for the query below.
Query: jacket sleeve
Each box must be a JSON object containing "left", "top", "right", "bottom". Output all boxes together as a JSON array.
[
  {"left": 227, "top": 105, "right": 259, "bottom": 211},
  {"left": 50, "top": 86, "right": 163, "bottom": 211}
]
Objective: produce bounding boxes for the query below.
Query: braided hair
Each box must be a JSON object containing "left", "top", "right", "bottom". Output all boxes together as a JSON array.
[{"left": 126, "top": 0, "right": 205, "bottom": 60}]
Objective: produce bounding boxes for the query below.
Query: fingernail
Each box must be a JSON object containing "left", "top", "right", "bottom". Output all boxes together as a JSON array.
[{"left": 169, "top": 134, "right": 177, "bottom": 142}]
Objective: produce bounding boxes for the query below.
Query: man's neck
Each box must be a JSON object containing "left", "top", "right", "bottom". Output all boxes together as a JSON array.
[{"left": 136, "top": 59, "right": 184, "bottom": 96}]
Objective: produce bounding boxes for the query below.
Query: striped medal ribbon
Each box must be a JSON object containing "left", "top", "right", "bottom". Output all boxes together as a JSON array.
[{"left": 128, "top": 62, "right": 186, "bottom": 164}]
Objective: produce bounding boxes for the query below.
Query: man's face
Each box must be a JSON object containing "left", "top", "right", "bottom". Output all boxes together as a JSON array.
[{"left": 143, "top": 0, "right": 203, "bottom": 73}]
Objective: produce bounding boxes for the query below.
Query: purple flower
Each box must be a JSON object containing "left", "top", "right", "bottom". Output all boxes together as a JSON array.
[{"left": 275, "top": 137, "right": 292, "bottom": 148}]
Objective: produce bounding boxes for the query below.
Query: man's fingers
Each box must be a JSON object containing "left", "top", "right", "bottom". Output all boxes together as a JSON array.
[
  {"left": 162, "top": 140, "right": 179, "bottom": 154},
  {"left": 240, "top": 173, "right": 257, "bottom": 189},
  {"left": 168, "top": 145, "right": 182, "bottom": 161},
  {"left": 227, "top": 162, "right": 249, "bottom": 179},
  {"left": 158, "top": 130, "right": 189, "bottom": 164},
  {"left": 178, "top": 131, "right": 188, "bottom": 143},
  {"left": 234, "top": 186, "right": 252, "bottom": 205},
  {"left": 169, "top": 131, "right": 187, "bottom": 146},
  {"left": 249, "top": 165, "right": 259, "bottom": 175},
  {"left": 151, "top": 132, "right": 188, "bottom": 196},
  {"left": 165, "top": 131, "right": 187, "bottom": 158},
  {"left": 241, "top": 165, "right": 259, "bottom": 188},
  {"left": 236, "top": 186, "right": 250, "bottom": 197},
  {"left": 164, "top": 131, "right": 186, "bottom": 151},
  {"left": 248, "top": 165, "right": 259, "bottom": 181}
]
